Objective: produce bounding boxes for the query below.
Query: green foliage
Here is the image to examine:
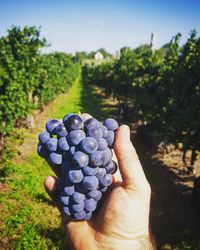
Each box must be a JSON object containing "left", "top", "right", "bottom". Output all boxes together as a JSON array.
[
  {"left": 0, "top": 26, "right": 46, "bottom": 135},
  {"left": 0, "top": 26, "right": 80, "bottom": 147},
  {"left": 35, "top": 52, "right": 80, "bottom": 106},
  {"left": 72, "top": 51, "right": 88, "bottom": 63},
  {"left": 97, "top": 48, "right": 111, "bottom": 58},
  {"left": 83, "top": 31, "right": 200, "bottom": 154}
]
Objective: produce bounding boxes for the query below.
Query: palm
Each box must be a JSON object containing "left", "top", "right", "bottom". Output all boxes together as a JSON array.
[
  {"left": 95, "top": 183, "right": 149, "bottom": 237},
  {"left": 65, "top": 181, "right": 150, "bottom": 250}
]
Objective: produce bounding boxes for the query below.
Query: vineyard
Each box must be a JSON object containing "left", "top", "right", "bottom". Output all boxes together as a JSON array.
[
  {"left": 0, "top": 26, "right": 200, "bottom": 249},
  {"left": 83, "top": 31, "right": 200, "bottom": 173},
  {"left": 0, "top": 26, "right": 80, "bottom": 154}
]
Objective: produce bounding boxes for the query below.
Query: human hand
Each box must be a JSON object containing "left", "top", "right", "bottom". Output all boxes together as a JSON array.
[{"left": 44, "top": 124, "right": 153, "bottom": 250}]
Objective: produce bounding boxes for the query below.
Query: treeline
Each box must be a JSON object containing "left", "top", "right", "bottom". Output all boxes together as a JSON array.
[
  {"left": 0, "top": 26, "right": 80, "bottom": 149},
  {"left": 82, "top": 30, "right": 200, "bottom": 167}
]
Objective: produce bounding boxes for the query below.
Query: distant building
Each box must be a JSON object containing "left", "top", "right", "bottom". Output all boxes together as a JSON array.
[{"left": 94, "top": 51, "right": 104, "bottom": 60}]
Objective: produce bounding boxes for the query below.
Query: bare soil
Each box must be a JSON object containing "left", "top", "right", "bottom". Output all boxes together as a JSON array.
[{"left": 132, "top": 129, "right": 200, "bottom": 249}]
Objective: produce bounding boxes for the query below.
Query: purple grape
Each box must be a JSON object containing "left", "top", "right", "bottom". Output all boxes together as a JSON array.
[
  {"left": 71, "top": 192, "right": 85, "bottom": 203},
  {"left": 73, "top": 210, "right": 86, "bottom": 220},
  {"left": 65, "top": 115, "right": 83, "bottom": 130},
  {"left": 82, "top": 176, "right": 99, "bottom": 190},
  {"left": 95, "top": 167, "right": 106, "bottom": 180},
  {"left": 72, "top": 151, "right": 89, "bottom": 168},
  {"left": 82, "top": 166, "right": 99, "bottom": 176},
  {"left": 102, "top": 148, "right": 112, "bottom": 166},
  {"left": 105, "top": 130, "right": 115, "bottom": 148},
  {"left": 68, "top": 169, "right": 84, "bottom": 183},
  {"left": 99, "top": 174, "right": 113, "bottom": 187},
  {"left": 103, "top": 118, "right": 119, "bottom": 131},
  {"left": 97, "top": 138, "right": 108, "bottom": 151},
  {"left": 100, "top": 124, "right": 108, "bottom": 137},
  {"left": 58, "top": 137, "right": 69, "bottom": 151},
  {"left": 37, "top": 143, "right": 48, "bottom": 158},
  {"left": 63, "top": 207, "right": 71, "bottom": 216},
  {"left": 37, "top": 112, "right": 119, "bottom": 221},
  {"left": 90, "top": 151, "right": 103, "bottom": 167},
  {"left": 46, "top": 138, "right": 58, "bottom": 152},
  {"left": 60, "top": 195, "right": 69, "bottom": 206},
  {"left": 99, "top": 186, "right": 108, "bottom": 192},
  {"left": 84, "top": 198, "right": 97, "bottom": 212},
  {"left": 87, "top": 128, "right": 103, "bottom": 140},
  {"left": 64, "top": 185, "right": 74, "bottom": 196},
  {"left": 105, "top": 161, "right": 117, "bottom": 174},
  {"left": 49, "top": 152, "right": 62, "bottom": 165},
  {"left": 63, "top": 113, "right": 75, "bottom": 124},
  {"left": 68, "top": 130, "right": 86, "bottom": 145},
  {"left": 55, "top": 123, "right": 68, "bottom": 137},
  {"left": 80, "top": 137, "right": 98, "bottom": 154},
  {"left": 84, "top": 212, "right": 92, "bottom": 220},
  {"left": 71, "top": 202, "right": 84, "bottom": 212},
  {"left": 84, "top": 118, "right": 100, "bottom": 130},
  {"left": 69, "top": 146, "right": 76, "bottom": 156},
  {"left": 38, "top": 131, "right": 51, "bottom": 144},
  {"left": 87, "top": 189, "right": 102, "bottom": 201},
  {"left": 46, "top": 119, "right": 61, "bottom": 134}
]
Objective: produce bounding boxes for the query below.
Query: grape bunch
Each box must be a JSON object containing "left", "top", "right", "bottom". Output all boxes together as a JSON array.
[{"left": 37, "top": 113, "right": 119, "bottom": 220}]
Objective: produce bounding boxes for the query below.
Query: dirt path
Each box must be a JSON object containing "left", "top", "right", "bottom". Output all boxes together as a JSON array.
[{"left": 133, "top": 135, "right": 200, "bottom": 249}]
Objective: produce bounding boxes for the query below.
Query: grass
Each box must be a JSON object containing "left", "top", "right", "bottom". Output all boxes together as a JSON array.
[
  {"left": 0, "top": 77, "right": 117, "bottom": 250},
  {"left": 0, "top": 78, "right": 83, "bottom": 249}
]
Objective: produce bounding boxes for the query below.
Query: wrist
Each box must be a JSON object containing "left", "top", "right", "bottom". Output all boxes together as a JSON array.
[
  {"left": 130, "top": 234, "right": 156, "bottom": 250},
  {"left": 97, "top": 234, "right": 156, "bottom": 250}
]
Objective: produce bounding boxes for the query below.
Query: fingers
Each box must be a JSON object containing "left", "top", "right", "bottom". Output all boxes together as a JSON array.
[
  {"left": 44, "top": 175, "right": 59, "bottom": 203},
  {"left": 114, "top": 125, "right": 149, "bottom": 192},
  {"left": 80, "top": 112, "right": 93, "bottom": 121}
]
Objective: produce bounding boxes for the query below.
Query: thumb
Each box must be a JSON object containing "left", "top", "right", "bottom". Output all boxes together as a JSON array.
[{"left": 114, "top": 125, "right": 149, "bottom": 192}]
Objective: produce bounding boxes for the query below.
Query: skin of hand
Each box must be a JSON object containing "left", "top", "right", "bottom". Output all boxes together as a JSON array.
[{"left": 44, "top": 122, "right": 153, "bottom": 250}]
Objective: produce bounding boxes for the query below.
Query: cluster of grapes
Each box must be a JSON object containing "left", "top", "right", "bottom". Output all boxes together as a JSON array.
[{"left": 37, "top": 113, "right": 119, "bottom": 220}]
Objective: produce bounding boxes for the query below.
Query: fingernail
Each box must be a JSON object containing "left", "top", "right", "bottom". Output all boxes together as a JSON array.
[
  {"left": 45, "top": 176, "right": 56, "bottom": 192},
  {"left": 123, "top": 125, "right": 130, "bottom": 142}
]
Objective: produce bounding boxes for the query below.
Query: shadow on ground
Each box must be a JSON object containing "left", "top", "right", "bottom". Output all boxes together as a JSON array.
[
  {"left": 80, "top": 81, "right": 119, "bottom": 120},
  {"left": 39, "top": 227, "right": 68, "bottom": 249},
  {"left": 134, "top": 135, "right": 200, "bottom": 249}
]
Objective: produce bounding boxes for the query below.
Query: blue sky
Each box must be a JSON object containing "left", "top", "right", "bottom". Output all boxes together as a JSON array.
[{"left": 0, "top": 0, "right": 200, "bottom": 53}]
